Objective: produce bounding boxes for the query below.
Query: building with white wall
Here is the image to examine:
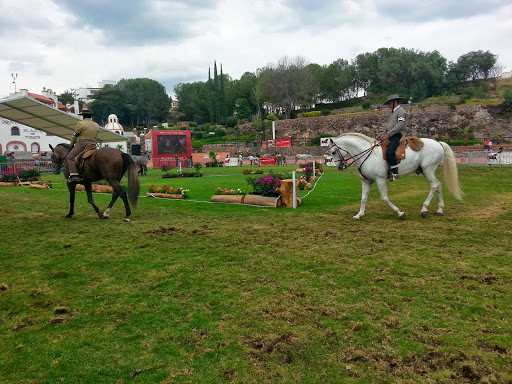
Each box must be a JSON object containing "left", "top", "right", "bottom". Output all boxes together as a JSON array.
[
  {"left": 73, "top": 80, "right": 116, "bottom": 102},
  {"left": 1, "top": 88, "right": 127, "bottom": 158}
]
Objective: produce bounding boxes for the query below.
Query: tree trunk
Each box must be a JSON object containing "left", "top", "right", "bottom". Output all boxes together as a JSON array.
[{"left": 276, "top": 179, "right": 302, "bottom": 208}]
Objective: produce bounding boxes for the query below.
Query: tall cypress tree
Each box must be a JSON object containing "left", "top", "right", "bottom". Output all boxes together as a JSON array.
[
  {"left": 213, "top": 61, "right": 220, "bottom": 123},
  {"left": 220, "top": 64, "right": 227, "bottom": 122},
  {"left": 207, "top": 67, "right": 214, "bottom": 123}
]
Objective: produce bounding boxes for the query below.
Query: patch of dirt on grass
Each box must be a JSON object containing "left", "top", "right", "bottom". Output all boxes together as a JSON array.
[
  {"left": 339, "top": 348, "right": 506, "bottom": 382},
  {"left": 243, "top": 333, "right": 295, "bottom": 355},
  {"left": 466, "top": 194, "right": 511, "bottom": 220},
  {"left": 146, "top": 226, "right": 177, "bottom": 235}
]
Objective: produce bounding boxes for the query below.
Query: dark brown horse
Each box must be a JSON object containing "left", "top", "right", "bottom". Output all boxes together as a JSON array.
[{"left": 49, "top": 144, "right": 140, "bottom": 222}]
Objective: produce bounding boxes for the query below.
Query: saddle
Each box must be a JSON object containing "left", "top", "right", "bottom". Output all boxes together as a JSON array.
[
  {"left": 381, "top": 136, "right": 424, "bottom": 163},
  {"left": 75, "top": 144, "right": 98, "bottom": 172}
]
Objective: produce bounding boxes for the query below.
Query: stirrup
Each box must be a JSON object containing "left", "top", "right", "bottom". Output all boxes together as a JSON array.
[{"left": 68, "top": 175, "right": 82, "bottom": 183}]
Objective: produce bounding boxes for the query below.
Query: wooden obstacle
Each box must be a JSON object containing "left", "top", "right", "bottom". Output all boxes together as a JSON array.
[
  {"left": 146, "top": 193, "right": 185, "bottom": 199},
  {"left": 276, "top": 179, "right": 302, "bottom": 208}
]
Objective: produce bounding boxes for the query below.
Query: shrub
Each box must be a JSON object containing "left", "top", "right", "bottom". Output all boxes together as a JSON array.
[
  {"left": 503, "top": 88, "right": 512, "bottom": 114},
  {"left": 321, "top": 110, "right": 331, "bottom": 116},
  {"left": 246, "top": 172, "right": 282, "bottom": 197},
  {"left": 18, "top": 169, "right": 41, "bottom": 181},
  {"left": 362, "top": 102, "right": 372, "bottom": 110},
  {"left": 298, "top": 111, "right": 322, "bottom": 118},
  {"left": 266, "top": 114, "right": 277, "bottom": 121},
  {"left": 189, "top": 122, "right": 197, "bottom": 127},
  {"left": 192, "top": 140, "right": 203, "bottom": 149},
  {"left": 194, "top": 163, "right": 203, "bottom": 171},
  {"left": 161, "top": 165, "right": 171, "bottom": 172}
]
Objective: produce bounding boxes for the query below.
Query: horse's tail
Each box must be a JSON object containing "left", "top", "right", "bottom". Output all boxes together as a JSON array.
[
  {"left": 122, "top": 152, "right": 140, "bottom": 208},
  {"left": 440, "top": 142, "right": 463, "bottom": 200}
]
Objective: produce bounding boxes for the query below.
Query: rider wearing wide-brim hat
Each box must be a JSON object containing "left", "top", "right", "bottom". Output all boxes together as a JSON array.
[
  {"left": 66, "top": 104, "right": 99, "bottom": 183},
  {"left": 377, "top": 94, "right": 407, "bottom": 181}
]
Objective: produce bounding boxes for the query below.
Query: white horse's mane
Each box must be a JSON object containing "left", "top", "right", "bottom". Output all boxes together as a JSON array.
[{"left": 336, "top": 132, "right": 375, "bottom": 144}]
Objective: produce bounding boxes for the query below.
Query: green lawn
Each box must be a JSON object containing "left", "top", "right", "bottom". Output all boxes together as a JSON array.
[{"left": 0, "top": 165, "right": 511, "bottom": 383}]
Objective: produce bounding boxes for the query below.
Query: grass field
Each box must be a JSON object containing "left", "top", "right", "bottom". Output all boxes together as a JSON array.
[{"left": 0, "top": 165, "right": 511, "bottom": 383}]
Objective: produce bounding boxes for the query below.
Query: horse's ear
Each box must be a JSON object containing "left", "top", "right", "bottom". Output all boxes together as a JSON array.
[
  {"left": 49, "top": 144, "right": 53, "bottom": 151},
  {"left": 328, "top": 138, "right": 334, "bottom": 145}
]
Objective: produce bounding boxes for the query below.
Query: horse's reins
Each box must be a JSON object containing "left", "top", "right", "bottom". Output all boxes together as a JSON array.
[{"left": 331, "top": 141, "right": 381, "bottom": 181}]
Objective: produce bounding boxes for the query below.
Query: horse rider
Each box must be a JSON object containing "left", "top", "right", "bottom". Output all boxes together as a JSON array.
[
  {"left": 377, "top": 94, "right": 407, "bottom": 181},
  {"left": 67, "top": 104, "right": 99, "bottom": 183}
]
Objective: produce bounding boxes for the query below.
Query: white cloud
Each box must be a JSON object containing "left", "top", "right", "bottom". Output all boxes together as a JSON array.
[{"left": 0, "top": 0, "right": 511, "bottom": 98}]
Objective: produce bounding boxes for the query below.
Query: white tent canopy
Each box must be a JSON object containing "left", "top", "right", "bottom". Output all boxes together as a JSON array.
[{"left": 0, "top": 95, "right": 127, "bottom": 143}]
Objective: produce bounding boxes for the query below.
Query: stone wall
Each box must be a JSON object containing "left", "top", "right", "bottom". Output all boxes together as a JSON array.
[
  {"left": 273, "top": 104, "right": 512, "bottom": 142},
  {"left": 201, "top": 104, "right": 511, "bottom": 156}
]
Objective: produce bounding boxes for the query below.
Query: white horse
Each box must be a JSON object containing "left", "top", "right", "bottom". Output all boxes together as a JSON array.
[
  {"left": 328, "top": 133, "right": 462, "bottom": 220},
  {"left": 131, "top": 152, "right": 150, "bottom": 176},
  {"left": 295, "top": 154, "right": 313, "bottom": 163}
]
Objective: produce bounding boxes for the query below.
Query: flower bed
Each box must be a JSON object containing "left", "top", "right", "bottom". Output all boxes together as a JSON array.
[
  {"left": 162, "top": 171, "right": 203, "bottom": 178},
  {"left": 214, "top": 187, "right": 245, "bottom": 195},
  {"left": 146, "top": 184, "right": 189, "bottom": 198},
  {"left": 242, "top": 168, "right": 264, "bottom": 175},
  {"left": 246, "top": 173, "right": 282, "bottom": 197}
]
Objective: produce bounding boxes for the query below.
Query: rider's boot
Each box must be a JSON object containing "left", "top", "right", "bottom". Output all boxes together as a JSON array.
[
  {"left": 68, "top": 173, "right": 81, "bottom": 183},
  {"left": 389, "top": 166, "right": 400, "bottom": 182}
]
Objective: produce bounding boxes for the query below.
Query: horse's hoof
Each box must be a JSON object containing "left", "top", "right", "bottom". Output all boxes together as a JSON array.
[
  {"left": 352, "top": 216, "right": 360, "bottom": 221},
  {"left": 65, "top": 215, "right": 73, "bottom": 219},
  {"left": 434, "top": 212, "right": 444, "bottom": 216},
  {"left": 123, "top": 218, "right": 131, "bottom": 223},
  {"left": 399, "top": 213, "right": 406, "bottom": 220},
  {"left": 420, "top": 210, "right": 429, "bottom": 218},
  {"left": 99, "top": 215, "right": 109, "bottom": 219}
]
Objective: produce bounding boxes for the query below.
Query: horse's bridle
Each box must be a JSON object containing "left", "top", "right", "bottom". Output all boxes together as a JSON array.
[{"left": 330, "top": 141, "right": 381, "bottom": 180}]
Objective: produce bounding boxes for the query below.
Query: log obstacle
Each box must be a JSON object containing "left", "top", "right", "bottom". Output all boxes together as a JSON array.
[
  {"left": 211, "top": 195, "right": 245, "bottom": 204},
  {"left": 243, "top": 195, "right": 282, "bottom": 207},
  {"left": 146, "top": 193, "right": 185, "bottom": 199},
  {"left": 210, "top": 194, "right": 282, "bottom": 207},
  {"left": 29, "top": 184, "right": 47, "bottom": 189},
  {"left": 276, "top": 179, "right": 302, "bottom": 208},
  {"left": 75, "top": 184, "right": 113, "bottom": 193}
]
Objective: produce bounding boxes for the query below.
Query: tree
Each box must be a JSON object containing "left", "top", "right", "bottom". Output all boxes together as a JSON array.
[
  {"left": 88, "top": 86, "right": 126, "bottom": 126},
  {"left": 234, "top": 98, "right": 251, "bottom": 121},
  {"left": 174, "top": 81, "right": 210, "bottom": 123},
  {"left": 115, "top": 78, "right": 170, "bottom": 127},
  {"left": 321, "top": 59, "right": 355, "bottom": 102},
  {"left": 58, "top": 91, "right": 75, "bottom": 105},
  {"left": 258, "top": 56, "right": 317, "bottom": 119},
  {"left": 455, "top": 50, "right": 497, "bottom": 81},
  {"left": 353, "top": 52, "right": 379, "bottom": 96}
]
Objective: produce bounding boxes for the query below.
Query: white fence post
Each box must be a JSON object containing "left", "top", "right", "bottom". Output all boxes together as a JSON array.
[{"left": 292, "top": 171, "right": 297, "bottom": 209}]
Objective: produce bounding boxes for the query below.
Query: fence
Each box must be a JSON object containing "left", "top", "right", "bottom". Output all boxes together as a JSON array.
[
  {"left": 0, "top": 161, "right": 54, "bottom": 175},
  {"left": 467, "top": 151, "right": 512, "bottom": 166},
  {"left": 152, "top": 158, "right": 193, "bottom": 169}
]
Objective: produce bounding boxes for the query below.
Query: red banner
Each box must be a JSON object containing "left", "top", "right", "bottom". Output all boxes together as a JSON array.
[
  {"left": 276, "top": 138, "right": 292, "bottom": 147},
  {"left": 261, "top": 157, "right": 276, "bottom": 165},
  {"left": 267, "top": 139, "right": 292, "bottom": 148}
]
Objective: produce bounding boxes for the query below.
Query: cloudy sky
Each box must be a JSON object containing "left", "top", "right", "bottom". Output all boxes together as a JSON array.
[{"left": 1, "top": 0, "right": 511, "bottom": 99}]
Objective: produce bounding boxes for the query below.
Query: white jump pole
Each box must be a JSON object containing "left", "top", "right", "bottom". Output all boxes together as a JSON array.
[
  {"left": 272, "top": 121, "right": 276, "bottom": 140},
  {"left": 179, "top": 162, "right": 182, "bottom": 174},
  {"left": 313, "top": 161, "right": 315, "bottom": 179},
  {"left": 292, "top": 171, "right": 297, "bottom": 209}
]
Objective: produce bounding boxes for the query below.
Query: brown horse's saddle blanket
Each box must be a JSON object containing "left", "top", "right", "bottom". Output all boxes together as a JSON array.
[
  {"left": 381, "top": 136, "right": 424, "bottom": 162},
  {"left": 75, "top": 144, "right": 98, "bottom": 172}
]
